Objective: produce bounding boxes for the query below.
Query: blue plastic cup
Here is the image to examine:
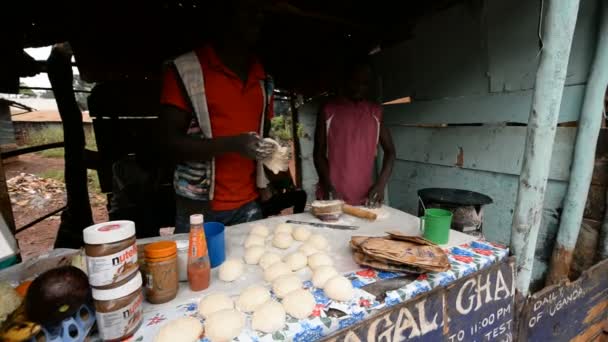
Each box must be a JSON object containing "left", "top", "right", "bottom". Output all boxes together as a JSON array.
[{"left": 204, "top": 222, "right": 226, "bottom": 268}]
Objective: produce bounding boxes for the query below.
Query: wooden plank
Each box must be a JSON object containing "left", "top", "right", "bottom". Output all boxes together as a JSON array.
[
  {"left": 486, "top": 0, "right": 540, "bottom": 92},
  {"left": 373, "top": 2, "right": 487, "bottom": 102},
  {"left": 486, "top": 0, "right": 596, "bottom": 92},
  {"left": 322, "top": 258, "right": 515, "bottom": 342},
  {"left": 383, "top": 85, "right": 584, "bottom": 125},
  {"left": 389, "top": 126, "right": 576, "bottom": 182},
  {"left": 519, "top": 259, "right": 608, "bottom": 341}
]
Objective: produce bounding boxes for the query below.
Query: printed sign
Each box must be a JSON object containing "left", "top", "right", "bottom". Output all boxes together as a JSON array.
[
  {"left": 323, "top": 258, "right": 515, "bottom": 341},
  {"left": 519, "top": 258, "right": 608, "bottom": 341}
]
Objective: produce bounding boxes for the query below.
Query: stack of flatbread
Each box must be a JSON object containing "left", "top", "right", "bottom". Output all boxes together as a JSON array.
[{"left": 350, "top": 231, "right": 451, "bottom": 274}]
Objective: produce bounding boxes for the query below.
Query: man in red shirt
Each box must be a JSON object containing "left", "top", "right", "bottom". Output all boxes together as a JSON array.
[{"left": 160, "top": 0, "right": 275, "bottom": 233}]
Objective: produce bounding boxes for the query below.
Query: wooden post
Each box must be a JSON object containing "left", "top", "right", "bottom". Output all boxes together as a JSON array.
[
  {"left": 547, "top": 1, "right": 608, "bottom": 284},
  {"left": 599, "top": 187, "right": 608, "bottom": 260},
  {"left": 47, "top": 43, "right": 93, "bottom": 248},
  {"left": 290, "top": 94, "right": 303, "bottom": 188},
  {"left": 510, "top": 0, "right": 580, "bottom": 296},
  {"left": 0, "top": 104, "right": 16, "bottom": 235}
]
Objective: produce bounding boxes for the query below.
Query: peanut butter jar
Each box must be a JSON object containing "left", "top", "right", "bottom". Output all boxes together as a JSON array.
[{"left": 143, "top": 241, "right": 178, "bottom": 304}]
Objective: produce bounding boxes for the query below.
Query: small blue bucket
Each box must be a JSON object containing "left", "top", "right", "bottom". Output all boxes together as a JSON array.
[{"left": 204, "top": 222, "right": 225, "bottom": 268}]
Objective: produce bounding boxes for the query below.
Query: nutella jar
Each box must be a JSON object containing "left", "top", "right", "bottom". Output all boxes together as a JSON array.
[
  {"left": 92, "top": 271, "right": 144, "bottom": 342},
  {"left": 84, "top": 221, "right": 138, "bottom": 289}
]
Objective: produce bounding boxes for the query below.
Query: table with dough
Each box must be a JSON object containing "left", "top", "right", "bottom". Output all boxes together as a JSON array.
[{"left": 134, "top": 206, "right": 509, "bottom": 342}]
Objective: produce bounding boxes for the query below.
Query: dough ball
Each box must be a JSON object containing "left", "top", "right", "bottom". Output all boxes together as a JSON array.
[
  {"left": 236, "top": 285, "right": 270, "bottom": 313},
  {"left": 308, "top": 234, "right": 329, "bottom": 250},
  {"left": 292, "top": 226, "right": 311, "bottom": 241},
  {"left": 298, "top": 243, "right": 318, "bottom": 257},
  {"left": 264, "top": 262, "right": 292, "bottom": 282},
  {"left": 324, "top": 275, "right": 354, "bottom": 302},
  {"left": 272, "top": 232, "right": 293, "bottom": 249},
  {"left": 244, "top": 234, "right": 265, "bottom": 248},
  {"left": 250, "top": 224, "right": 270, "bottom": 237},
  {"left": 275, "top": 223, "right": 293, "bottom": 235},
  {"left": 308, "top": 252, "right": 333, "bottom": 270},
  {"left": 272, "top": 274, "right": 301, "bottom": 298},
  {"left": 282, "top": 289, "right": 316, "bottom": 319},
  {"left": 154, "top": 317, "right": 203, "bottom": 342},
  {"left": 219, "top": 259, "right": 244, "bottom": 282},
  {"left": 252, "top": 301, "right": 286, "bottom": 333},
  {"left": 198, "top": 293, "right": 234, "bottom": 319},
  {"left": 205, "top": 309, "right": 244, "bottom": 342},
  {"left": 284, "top": 252, "right": 307, "bottom": 271},
  {"left": 244, "top": 246, "right": 266, "bottom": 265},
  {"left": 259, "top": 252, "right": 282, "bottom": 269},
  {"left": 312, "top": 266, "right": 339, "bottom": 288}
]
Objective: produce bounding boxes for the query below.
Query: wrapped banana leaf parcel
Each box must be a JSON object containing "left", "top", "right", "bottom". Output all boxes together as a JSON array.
[{"left": 349, "top": 231, "right": 450, "bottom": 274}]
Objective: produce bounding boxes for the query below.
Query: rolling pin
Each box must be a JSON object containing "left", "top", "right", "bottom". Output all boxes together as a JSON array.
[{"left": 343, "top": 204, "right": 378, "bottom": 220}]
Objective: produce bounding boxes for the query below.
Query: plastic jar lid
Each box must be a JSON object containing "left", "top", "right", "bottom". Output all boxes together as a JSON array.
[
  {"left": 92, "top": 271, "right": 142, "bottom": 301},
  {"left": 83, "top": 221, "right": 136, "bottom": 245},
  {"left": 144, "top": 241, "right": 177, "bottom": 260}
]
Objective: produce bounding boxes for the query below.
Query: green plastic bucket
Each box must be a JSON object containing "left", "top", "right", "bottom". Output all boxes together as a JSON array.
[{"left": 421, "top": 208, "right": 452, "bottom": 244}]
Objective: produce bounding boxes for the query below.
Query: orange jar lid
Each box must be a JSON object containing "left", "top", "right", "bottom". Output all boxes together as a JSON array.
[{"left": 144, "top": 241, "right": 177, "bottom": 261}]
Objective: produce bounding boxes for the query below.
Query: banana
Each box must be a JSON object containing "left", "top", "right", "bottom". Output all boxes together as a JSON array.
[{"left": 0, "top": 303, "right": 41, "bottom": 342}]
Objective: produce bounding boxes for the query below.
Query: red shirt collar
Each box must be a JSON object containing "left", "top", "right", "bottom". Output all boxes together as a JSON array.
[{"left": 196, "top": 45, "right": 266, "bottom": 82}]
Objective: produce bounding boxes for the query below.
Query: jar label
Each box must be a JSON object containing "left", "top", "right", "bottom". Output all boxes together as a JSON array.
[
  {"left": 96, "top": 292, "right": 143, "bottom": 340},
  {"left": 87, "top": 243, "right": 138, "bottom": 286}
]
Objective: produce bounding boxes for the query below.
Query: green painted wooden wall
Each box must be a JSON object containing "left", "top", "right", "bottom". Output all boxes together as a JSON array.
[{"left": 373, "top": 0, "right": 598, "bottom": 288}]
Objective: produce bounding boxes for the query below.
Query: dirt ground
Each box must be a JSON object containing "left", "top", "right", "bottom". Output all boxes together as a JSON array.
[{"left": 4, "top": 154, "right": 108, "bottom": 260}]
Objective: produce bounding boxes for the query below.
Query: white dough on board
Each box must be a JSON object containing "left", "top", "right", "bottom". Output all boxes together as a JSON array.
[
  {"left": 252, "top": 300, "right": 286, "bottom": 333},
  {"left": 198, "top": 293, "right": 234, "bottom": 319},
  {"left": 244, "top": 246, "right": 266, "bottom": 265},
  {"left": 219, "top": 259, "right": 244, "bottom": 282},
  {"left": 308, "top": 252, "right": 333, "bottom": 270},
  {"left": 236, "top": 285, "right": 270, "bottom": 313},
  {"left": 244, "top": 234, "right": 265, "bottom": 248},
  {"left": 308, "top": 234, "right": 329, "bottom": 250},
  {"left": 154, "top": 317, "right": 203, "bottom": 342},
  {"left": 312, "top": 266, "right": 339, "bottom": 288},
  {"left": 264, "top": 262, "right": 292, "bottom": 282},
  {"left": 282, "top": 289, "right": 316, "bottom": 319},
  {"left": 292, "top": 226, "right": 311, "bottom": 241},
  {"left": 250, "top": 224, "right": 270, "bottom": 237},
  {"left": 298, "top": 243, "right": 318, "bottom": 257},
  {"left": 259, "top": 252, "right": 282, "bottom": 269},
  {"left": 205, "top": 309, "right": 244, "bottom": 342},
  {"left": 272, "top": 274, "right": 301, "bottom": 298},
  {"left": 272, "top": 232, "right": 293, "bottom": 249},
  {"left": 274, "top": 223, "right": 293, "bottom": 235},
  {"left": 284, "top": 252, "right": 307, "bottom": 271},
  {"left": 324, "top": 275, "right": 354, "bottom": 302}
]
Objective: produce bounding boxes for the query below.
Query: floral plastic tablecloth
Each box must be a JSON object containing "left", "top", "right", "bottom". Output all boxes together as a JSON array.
[{"left": 131, "top": 240, "right": 508, "bottom": 342}]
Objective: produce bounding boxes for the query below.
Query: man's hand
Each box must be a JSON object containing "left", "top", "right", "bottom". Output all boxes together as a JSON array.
[
  {"left": 231, "top": 133, "right": 276, "bottom": 160},
  {"left": 366, "top": 183, "right": 384, "bottom": 208},
  {"left": 322, "top": 183, "right": 339, "bottom": 200}
]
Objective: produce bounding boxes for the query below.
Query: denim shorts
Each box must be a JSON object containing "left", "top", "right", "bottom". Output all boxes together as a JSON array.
[{"left": 174, "top": 198, "right": 262, "bottom": 234}]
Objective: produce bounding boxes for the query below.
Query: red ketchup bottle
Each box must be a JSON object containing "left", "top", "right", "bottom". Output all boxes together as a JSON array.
[{"left": 187, "top": 214, "right": 210, "bottom": 291}]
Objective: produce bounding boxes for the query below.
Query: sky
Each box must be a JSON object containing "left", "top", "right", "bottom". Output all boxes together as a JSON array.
[{"left": 21, "top": 46, "right": 79, "bottom": 89}]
